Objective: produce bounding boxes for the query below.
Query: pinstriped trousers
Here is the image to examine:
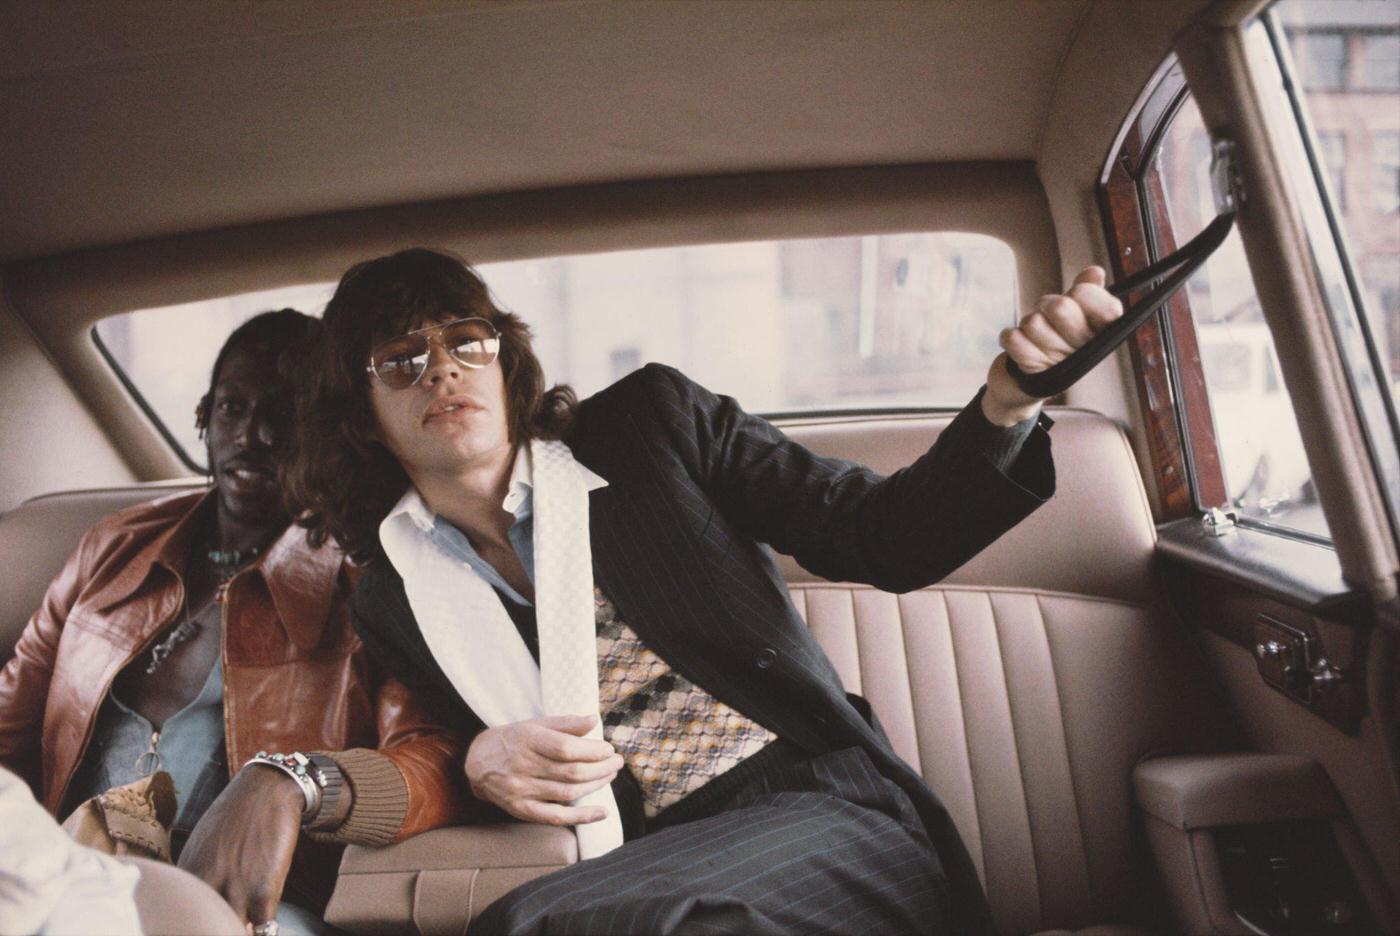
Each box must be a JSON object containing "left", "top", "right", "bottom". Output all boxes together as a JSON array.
[{"left": 470, "top": 747, "right": 952, "bottom": 936}]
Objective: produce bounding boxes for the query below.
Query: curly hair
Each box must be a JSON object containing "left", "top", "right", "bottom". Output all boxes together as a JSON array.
[{"left": 284, "top": 248, "right": 576, "bottom": 558}]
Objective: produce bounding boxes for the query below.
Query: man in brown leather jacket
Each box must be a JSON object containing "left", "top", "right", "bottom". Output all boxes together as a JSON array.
[{"left": 0, "top": 310, "right": 471, "bottom": 935}]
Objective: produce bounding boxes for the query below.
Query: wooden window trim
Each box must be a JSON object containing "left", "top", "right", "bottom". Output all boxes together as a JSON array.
[{"left": 1099, "top": 63, "right": 1229, "bottom": 522}]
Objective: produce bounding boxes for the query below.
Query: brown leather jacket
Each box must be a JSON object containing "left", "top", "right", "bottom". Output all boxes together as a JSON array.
[{"left": 0, "top": 490, "right": 469, "bottom": 845}]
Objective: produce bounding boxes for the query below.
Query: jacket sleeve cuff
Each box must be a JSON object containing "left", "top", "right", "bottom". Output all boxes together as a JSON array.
[
  {"left": 305, "top": 748, "right": 408, "bottom": 846},
  {"left": 957, "top": 386, "right": 1043, "bottom": 473}
]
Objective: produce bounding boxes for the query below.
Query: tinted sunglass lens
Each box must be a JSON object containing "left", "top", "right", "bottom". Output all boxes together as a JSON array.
[
  {"left": 372, "top": 338, "right": 429, "bottom": 388},
  {"left": 444, "top": 320, "right": 500, "bottom": 367}
]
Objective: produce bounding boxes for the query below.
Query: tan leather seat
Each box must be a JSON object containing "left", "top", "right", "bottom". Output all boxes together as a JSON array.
[
  {"left": 790, "top": 585, "right": 1202, "bottom": 934},
  {"left": 778, "top": 410, "right": 1228, "bottom": 934}
]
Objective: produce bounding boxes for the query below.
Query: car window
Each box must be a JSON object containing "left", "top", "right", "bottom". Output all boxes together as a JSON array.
[
  {"left": 1262, "top": 0, "right": 1400, "bottom": 536},
  {"left": 1154, "top": 93, "right": 1331, "bottom": 538},
  {"left": 1276, "top": 0, "right": 1400, "bottom": 405},
  {"left": 95, "top": 232, "right": 1018, "bottom": 470}
]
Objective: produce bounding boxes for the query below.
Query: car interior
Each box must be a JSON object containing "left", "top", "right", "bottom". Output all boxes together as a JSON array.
[{"left": 2, "top": 1, "right": 1398, "bottom": 935}]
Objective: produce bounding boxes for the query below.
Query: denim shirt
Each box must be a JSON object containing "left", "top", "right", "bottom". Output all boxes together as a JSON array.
[
  {"left": 64, "top": 611, "right": 229, "bottom": 834},
  {"left": 428, "top": 489, "right": 536, "bottom": 608}
]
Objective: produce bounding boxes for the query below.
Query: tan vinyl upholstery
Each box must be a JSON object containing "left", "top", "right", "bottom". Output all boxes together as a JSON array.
[
  {"left": 787, "top": 585, "right": 1208, "bottom": 935},
  {"left": 1134, "top": 753, "right": 1343, "bottom": 831},
  {"left": 326, "top": 825, "right": 579, "bottom": 935},
  {"left": 776, "top": 411, "right": 1224, "bottom": 934}
]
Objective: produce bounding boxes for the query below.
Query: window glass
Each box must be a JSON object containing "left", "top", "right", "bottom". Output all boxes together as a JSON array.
[
  {"left": 1273, "top": 0, "right": 1400, "bottom": 534},
  {"left": 1278, "top": 1, "right": 1400, "bottom": 405},
  {"left": 95, "top": 233, "right": 1018, "bottom": 468},
  {"left": 1295, "top": 30, "right": 1348, "bottom": 89},
  {"left": 1375, "top": 131, "right": 1400, "bottom": 213},
  {"left": 1361, "top": 32, "right": 1400, "bottom": 89},
  {"left": 1156, "top": 95, "right": 1330, "bottom": 537},
  {"left": 481, "top": 234, "right": 1015, "bottom": 413},
  {"left": 1317, "top": 130, "right": 1348, "bottom": 213}
]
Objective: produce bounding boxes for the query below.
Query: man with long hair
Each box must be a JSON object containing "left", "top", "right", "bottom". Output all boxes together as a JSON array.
[
  {"left": 286, "top": 248, "right": 1120, "bottom": 934},
  {"left": 0, "top": 310, "right": 471, "bottom": 935}
]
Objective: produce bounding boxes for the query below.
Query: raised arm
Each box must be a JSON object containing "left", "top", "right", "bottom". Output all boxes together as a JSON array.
[
  {"left": 641, "top": 265, "right": 1121, "bottom": 592},
  {"left": 645, "top": 362, "right": 1054, "bottom": 593}
]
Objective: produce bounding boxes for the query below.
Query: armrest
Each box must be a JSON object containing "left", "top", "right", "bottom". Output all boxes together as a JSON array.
[
  {"left": 325, "top": 824, "right": 578, "bottom": 935},
  {"left": 1134, "top": 753, "right": 1343, "bottom": 830}
]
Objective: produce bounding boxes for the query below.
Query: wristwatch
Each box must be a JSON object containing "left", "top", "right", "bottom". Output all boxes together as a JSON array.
[{"left": 245, "top": 751, "right": 345, "bottom": 831}]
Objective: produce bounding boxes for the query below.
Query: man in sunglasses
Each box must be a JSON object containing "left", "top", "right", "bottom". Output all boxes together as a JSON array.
[
  {"left": 0, "top": 311, "right": 472, "bottom": 936},
  {"left": 286, "top": 247, "right": 1121, "bottom": 935}
]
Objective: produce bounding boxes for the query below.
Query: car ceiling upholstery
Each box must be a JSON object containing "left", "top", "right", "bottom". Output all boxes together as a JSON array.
[{"left": 1, "top": 0, "right": 1211, "bottom": 263}]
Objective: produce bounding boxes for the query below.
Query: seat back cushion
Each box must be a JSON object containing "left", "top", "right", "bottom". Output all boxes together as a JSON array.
[
  {"left": 0, "top": 482, "right": 203, "bottom": 660},
  {"left": 777, "top": 408, "right": 1229, "bottom": 934},
  {"left": 792, "top": 583, "right": 1225, "bottom": 935}
]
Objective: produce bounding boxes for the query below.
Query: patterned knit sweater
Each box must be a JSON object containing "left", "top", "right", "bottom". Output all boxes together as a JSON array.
[{"left": 592, "top": 588, "right": 775, "bottom": 817}]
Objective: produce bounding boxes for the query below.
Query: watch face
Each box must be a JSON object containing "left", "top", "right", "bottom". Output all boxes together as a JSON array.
[{"left": 306, "top": 753, "right": 335, "bottom": 786}]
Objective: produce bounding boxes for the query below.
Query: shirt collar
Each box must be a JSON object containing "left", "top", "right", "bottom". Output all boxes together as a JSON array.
[
  {"left": 90, "top": 489, "right": 342, "bottom": 651},
  {"left": 501, "top": 443, "right": 534, "bottom": 517},
  {"left": 383, "top": 442, "right": 608, "bottom": 536}
]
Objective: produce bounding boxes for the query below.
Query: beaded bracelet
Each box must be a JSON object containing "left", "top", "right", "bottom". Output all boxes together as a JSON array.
[{"left": 244, "top": 751, "right": 322, "bottom": 822}]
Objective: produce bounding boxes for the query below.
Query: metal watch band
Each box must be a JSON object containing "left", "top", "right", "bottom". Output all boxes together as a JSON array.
[
  {"left": 302, "top": 753, "right": 345, "bottom": 832},
  {"left": 244, "top": 751, "right": 321, "bottom": 821}
]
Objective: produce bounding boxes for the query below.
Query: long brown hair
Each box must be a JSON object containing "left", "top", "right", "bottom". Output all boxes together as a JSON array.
[{"left": 284, "top": 248, "right": 575, "bottom": 558}]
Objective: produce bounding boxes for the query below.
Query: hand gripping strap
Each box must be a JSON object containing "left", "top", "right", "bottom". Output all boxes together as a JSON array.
[{"left": 1006, "top": 208, "right": 1237, "bottom": 399}]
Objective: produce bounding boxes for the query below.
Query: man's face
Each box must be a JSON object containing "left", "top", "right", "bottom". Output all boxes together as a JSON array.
[
  {"left": 204, "top": 345, "right": 293, "bottom": 525},
  {"left": 368, "top": 319, "right": 512, "bottom": 480}
]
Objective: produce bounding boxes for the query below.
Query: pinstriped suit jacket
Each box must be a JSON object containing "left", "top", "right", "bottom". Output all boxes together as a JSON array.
[{"left": 351, "top": 363, "right": 1055, "bottom": 936}]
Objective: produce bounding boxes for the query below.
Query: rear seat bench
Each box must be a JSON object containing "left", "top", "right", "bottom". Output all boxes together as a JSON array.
[
  {"left": 774, "top": 410, "right": 1234, "bottom": 934},
  {"left": 0, "top": 410, "right": 1233, "bottom": 935}
]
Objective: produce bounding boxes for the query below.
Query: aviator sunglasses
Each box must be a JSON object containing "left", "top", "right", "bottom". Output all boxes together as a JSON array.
[{"left": 366, "top": 317, "right": 502, "bottom": 389}]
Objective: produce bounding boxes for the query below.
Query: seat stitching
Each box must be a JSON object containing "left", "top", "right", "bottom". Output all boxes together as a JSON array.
[
  {"left": 793, "top": 581, "right": 1148, "bottom": 612},
  {"left": 945, "top": 589, "right": 985, "bottom": 886},
  {"left": 991, "top": 587, "right": 1047, "bottom": 923},
  {"left": 897, "top": 592, "right": 925, "bottom": 777},
  {"left": 1038, "top": 591, "right": 1099, "bottom": 924}
]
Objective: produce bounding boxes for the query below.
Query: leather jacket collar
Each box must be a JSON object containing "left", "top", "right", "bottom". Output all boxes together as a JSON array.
[{"left": 83, "top": 489, "right": 341, "bottom": 650}]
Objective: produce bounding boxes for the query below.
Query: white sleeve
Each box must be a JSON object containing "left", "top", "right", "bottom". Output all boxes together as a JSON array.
[{"left": 0, "top": 766, "right": 142, "bottom": 936}]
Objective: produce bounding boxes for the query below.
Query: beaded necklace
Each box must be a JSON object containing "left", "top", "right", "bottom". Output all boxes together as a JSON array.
[{"left": 143, "top": 544, "right": 262, "bottom": 675}]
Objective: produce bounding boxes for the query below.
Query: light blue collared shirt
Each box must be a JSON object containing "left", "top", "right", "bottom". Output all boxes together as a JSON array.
[{"left": 411, "top": 445, "right": 608, "bottom": 608}]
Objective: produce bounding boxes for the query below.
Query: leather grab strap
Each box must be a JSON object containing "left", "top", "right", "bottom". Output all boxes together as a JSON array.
[{"left": 1006, "top": 208, "right": 1237, "bottom": 399}]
